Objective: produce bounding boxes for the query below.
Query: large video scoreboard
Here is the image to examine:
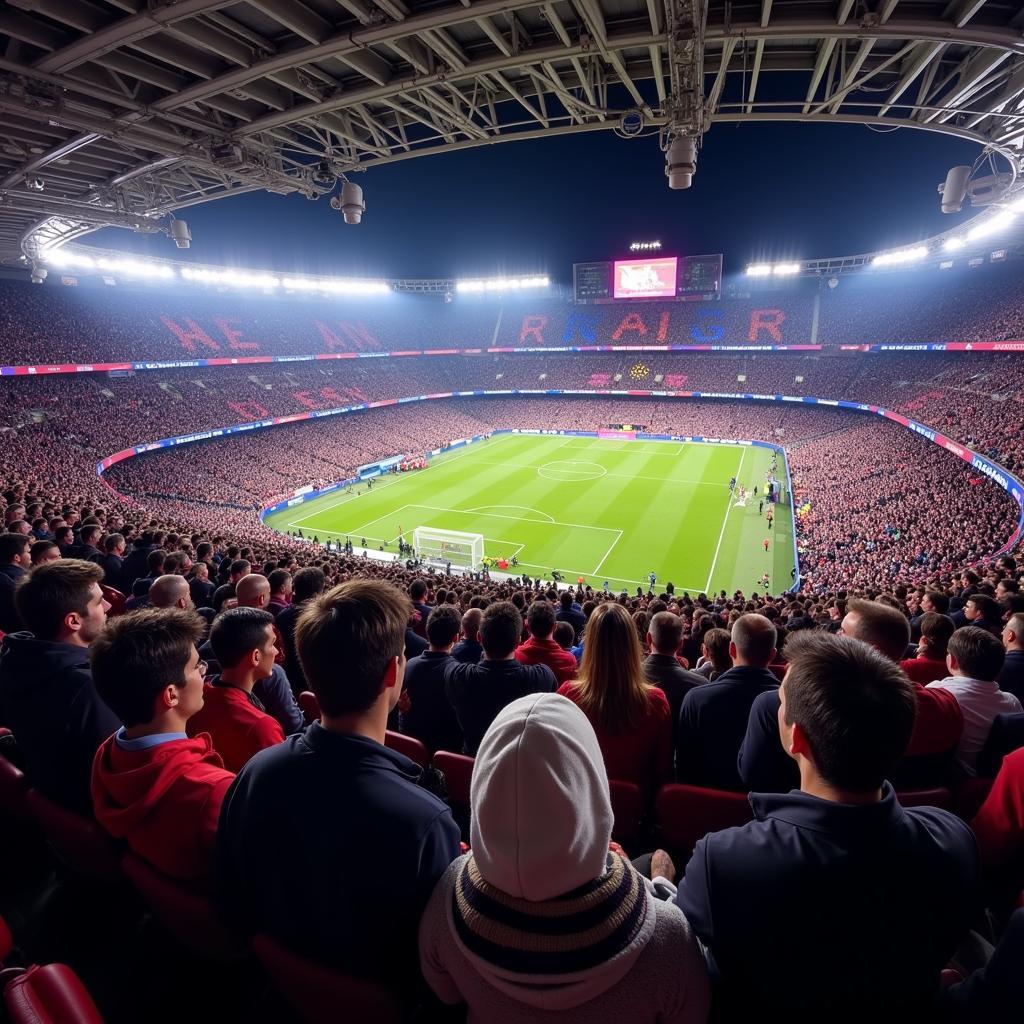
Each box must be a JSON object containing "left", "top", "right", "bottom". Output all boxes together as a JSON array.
[{"left": 572, "top": 253, "right": 722, "bottom": 303}]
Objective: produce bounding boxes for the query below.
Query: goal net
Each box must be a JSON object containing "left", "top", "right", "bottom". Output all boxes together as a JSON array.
[{"left": 412, "top": 527, "right": 484, "bottom": 570}]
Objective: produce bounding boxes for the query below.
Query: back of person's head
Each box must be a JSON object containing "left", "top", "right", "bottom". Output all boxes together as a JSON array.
[
  {"left": 730, "top": 613, "right": 777, "bottom": 668},
  {"left": 229, "top": 559, "right": 250, "bottom": 579},
  {"left": 526, "top": 600, "right": 556, "bottom": 640},
  {"left": 782, "top": 631, "right": 916, "bottom": 792},
  {"left": 948, "top": 626, "right": 1005, "bottom": 682},
  {"left": 648, "top": 610, "right": 682, "bottom": 655},
  {"left": 148, "top": 573, "right": 190, "bottom": 610},
  {"left": 559, "top": 591, "right": 573, "bottom": 609},
  {"left": 81, "top": 525, "right": 102, "bottom": 546},
  {"left": 703, "top": 627, "right": 733, "bottom": 668},
  {"left": 15, "top": 559, "right": 105, "bottom": 641},
  {"left": 91, "top": 608, "right": 205, "bottom": 727},
  {"left": 209, "top": 607, "right": 275, "bottom": 669},
  {"left": 919, "top": 612, "right": 955, "bottom": 657},
  {"left": 235, "top": 573, "right": 271, "bottom": 607},
  {"left": 479, "top": 602, "right": 522, "bottom": 658},
  {"left": 268, "top": 568, "right": 291, "bottom": 595},
  {"left": 461, "top": 607, "right": 482, "bottom": 640},
  {"left": 843, "top": 599, "right": 911, "bottom": 663},
  {"left": 577, "top": 602, "right": 650, "bottom": 732},
  {"left": 409, "top": 579, "right": 427, "bottom": 602},
  {"left": 426, "top": 604, "right": 461, "bottom": 648},
  {"left": 470, "top": 693, "right": 612, "bottom": 900},
  {"left": 1005, "top": 612, "right": 1024, "bottom": 649},
  {"left": 553, "top": 621, "right": 575, "bottom": 650},
  {"left": 296, "top": 580, "right": 410, "bottom": 716},
  {"left": 147, "top": 549, "right": 166, "bottom": 574},
  {"left": 103, "top": 533, "right": 124, "bottom": 554},
  {"left": 292, "top": 566, "right": 326, "bottom": 603},
  {"left": 0, "top": 532, "right": 30, "bottom": 564}
]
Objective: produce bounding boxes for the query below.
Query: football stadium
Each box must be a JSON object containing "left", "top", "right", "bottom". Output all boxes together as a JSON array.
[{"left": 2, "top": 1, "right": 1024, "bottom": 1022}]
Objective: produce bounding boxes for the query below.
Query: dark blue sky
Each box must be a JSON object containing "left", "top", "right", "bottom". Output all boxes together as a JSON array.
[{"left": 92, "top": 120, "right": 980, "bottom": 281}]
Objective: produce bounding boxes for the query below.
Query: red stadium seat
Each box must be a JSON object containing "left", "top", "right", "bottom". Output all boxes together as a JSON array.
[
  {"left": 26, "top": 791, "right": 122, "bottom": 883},
  {"left": 121, "top": 853, "right": 246, "bottom": 961},
  {"left": 0, "top": 915, "right": 11, "bottom": 961},
  {"left": 3, "top": 964, "right": 106, "bottom": 1024},
  {"left": 251, "top": 933, "right": 401, "bottom": 1024},
  {"left": 954, "top": 776, "right": 995, "bottom": 821},
  {"left": 385, "top": 730, "right": 429, "bottom": 768},
  {"left": 0, "top": 754, "right": 30, "bottom": 821},
  {"left": 432, "top": 750, "right": 474, "bottom": 811},
  {"left": 895, "top": 787, "right": 954, "bottom": 811},
  {"left": 297, "top": 691, "right": 320, "bottom": 725},
  {"left": 655, "top": 784, "right": 753, "bottom": 863},
  {"left": 608, "top": 780, "right": 645, "bottom": 849},
  {"left": 99, "top": 586, "right": 126, "bottom": 618}
]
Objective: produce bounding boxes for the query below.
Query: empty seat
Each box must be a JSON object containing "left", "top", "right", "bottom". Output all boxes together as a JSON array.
[
  {"left": 252, "top": 933, "right": 401, "bottom": 1024},
  {"left": 432, "top": 750, "right": 474, "bottom": 809},
  {"left": 121, "top": 853, "right": 246, "bottom": 961},
  {"left": 385, "top": 730, "right": 429, "bottom": 768},
  {"left": 608, "top": 779, "right": 645, "bottom": 849},
  {"left": 26, "top": 790, "right": 122, "bottom": 883},
  {"left": 655, "top": 784, "right": 753, "bottom": 864}
]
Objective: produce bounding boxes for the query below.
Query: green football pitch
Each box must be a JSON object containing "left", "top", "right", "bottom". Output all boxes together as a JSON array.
[{"left": 264, "top": 433, "right": 798, "bottom": 595}]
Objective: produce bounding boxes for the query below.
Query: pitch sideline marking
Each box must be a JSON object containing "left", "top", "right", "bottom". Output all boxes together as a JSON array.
[
  {"left": 591, "top": 530, "right": 625, "bottom": 576},
  {"left": 704, "top": 448, "right": 747, "bottom": 594}
]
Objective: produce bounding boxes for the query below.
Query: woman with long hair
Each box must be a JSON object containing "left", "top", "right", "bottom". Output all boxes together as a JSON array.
[{"left": 558, "top": 602, "right": 673, "bottom": 794}]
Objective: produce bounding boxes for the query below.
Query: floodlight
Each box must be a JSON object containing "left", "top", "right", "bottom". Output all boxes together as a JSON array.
[
  {"left": 1009, "top": 197, "right": 1024, "bottom": 215},
  {"left": 944, "top": 237, "right": 965, "bottom": 251},
  {"left": 772, "top": 263, "right": 801, "bottom": 276},
  {"left": 666, "top": 136, "right": 696, "bottom": 190},
  {"left": 745, "top": 264, "right": 772, "bottom": 276},
  {"left": 871, "top": 246, "right": 928, "bottom": 267},
  {"left": 29, "top": 263, "right": 47, "bottom": 284},
  {"left": 330, "top": 181, "right": 364, "bottom": 224},
  {"left": 966, "top": 211, "right": 1016, "bottom": 241},
  {"left": 169, "top": 219, "right": 192, "bottom": 249},
  {"left": 939, "top": 165, "right": 972, "bottom": 214}
]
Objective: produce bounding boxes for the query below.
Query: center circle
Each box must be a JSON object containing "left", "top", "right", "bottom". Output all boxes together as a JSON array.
[{"left": 537, "top": 460, "right": 607, "bottom": 482}]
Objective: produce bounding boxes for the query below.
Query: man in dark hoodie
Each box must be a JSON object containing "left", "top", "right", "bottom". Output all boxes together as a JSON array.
[
  {"left": 0, "top": 559, "right": 117, "bottom": 815},
  {"left": 90, "top": 607, "right": 235, "bottom": 880},
  {"left": 0, "top": 532, "right": 32, "bottom": 633}
]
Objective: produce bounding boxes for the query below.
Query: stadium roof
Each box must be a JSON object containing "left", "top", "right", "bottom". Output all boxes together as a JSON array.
[{"left": 2, "top": 1, "right": 1024, "bottom": 264}]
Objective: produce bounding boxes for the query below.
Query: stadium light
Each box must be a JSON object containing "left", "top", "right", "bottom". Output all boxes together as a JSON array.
[
  {"left": 180, "top": 267, "right": 280, "bottom": 290},
  {"left": 871, "top": 246, "right": 928, "bottom": 267},
  {"left": 280, "top": 276, "right": 390, "bottom": 295},
  {"left": 629, "top": 241, "right": 662, "bottom": 252},
  {"left": 1009, "top": 197, "right": 1024, "bottom": 215},
  {"left": 772, "top": 263, "right": 801, "bottom": 276},
  {"left": 745, "top": 264, "right": 772, "bottom": 277},
  {"left": 455, "top": 276, "right": 549, "bottom": 293},
  {"left": 966, "top": 211, "right": 1016, "bottom": 241},
  {"left": 944, "top": 237, "right": 965, "bottom": 251}
]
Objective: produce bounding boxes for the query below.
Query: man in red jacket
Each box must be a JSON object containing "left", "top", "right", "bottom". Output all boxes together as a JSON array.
[
  {"left": 187, "top": 607, "right": 285, "bottom": 771},
  {"left": 515, "top": 600, "right": 577, "bottom": 684},
  {"left": 90, "top": 607, "right": 234, "bottom": 880}
]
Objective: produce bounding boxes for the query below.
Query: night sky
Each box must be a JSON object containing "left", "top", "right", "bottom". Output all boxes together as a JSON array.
[{"left": 91, "top": 120, "right": 981, "bottom": 282}]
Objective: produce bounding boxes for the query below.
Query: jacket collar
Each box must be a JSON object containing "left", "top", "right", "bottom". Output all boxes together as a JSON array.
[
  {"left": 712, "top": 664, "right": 779, "bottom": 688},
  {"left": 750, "top": 782, "right": 905, "bottom": 839},
  {"left": 299, "top": 722, "right": 421, "bottom": 776}
]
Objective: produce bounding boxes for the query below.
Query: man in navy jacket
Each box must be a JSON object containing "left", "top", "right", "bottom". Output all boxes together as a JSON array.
[
  {"left": 217, "top": 580, "right": 460, "bottom": 985},
  {"left": 677, "top": 631, "right": 979, "bottom": 1019},
  {"left": 676, "top": 613, "right": 779, "bottom": 790}
]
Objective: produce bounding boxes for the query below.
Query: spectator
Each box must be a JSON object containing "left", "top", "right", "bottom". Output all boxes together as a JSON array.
[
  {"left": 910, "top": 590, "right": 950, "bottom": 640},
  {"left": 642, "top": 611, "right": 705, "bottom": 727},
  {"left": 420, "top": 692, "right": 710, "bottom": 1022},
  {"left": 451, "top": 607, "right": 483, "bottom": 664},
  {"left": 0, "top": 560, "right": 116, "bottom": 815},
  {"left": 409, "top": 578, "right": 432, "bottom": 638},
  {"left": 928, "top": 627, "right": 1022, "bottom": 776},
  {"left": 553, "top": 620, "right": 575, "bottom": 651},
  {"left": 188, "top": 562, "right": 215, "bottom": 609},
  {"left": 677, "top": 631, "right": 980, "bottom": 1019},
  {"left": 558, "top": 602, "right": 673, "bottom": 795},
  {"left": 445, "top": 602, "right": 557, "bottom": 756},
  {"left": 70, "top": 524, "right": 103, "bottom": 563},
  {"left": 941, "top": 908, "right": 1024, "bottom": 1023},
  {"left": 677, "top": 614, "right": 779, "bottom": 791},
  {"left": 694, "top": 627, "right": 731, "bottom": 681},
  {"left": 98, "top": 533, "right": 126, "bottom": 589},
  {"left": 212, "top": 559, "right": 250, "bottom": 612},
  {"left": 0, "top": 533, "right": 32, "bottom": 633},
  {"left": 276, "top": 566, "right": 325, "bottom": 694},
  {"left": 555, "top": 588, "right": 586, "bottom": 640},
  {"left": 901, "top": 612, "right": 956, "bottom": 684},
  {"left": 997, "top": 612, "right": 1024, "bottom": 704},
  {"left": 29, "top": 539, "right": 60, "bottom": 566},
  {"left": 515, "top": 600, "right": 578, "bottom": 684},
  {"left": 217, "top": 580, "right": 460, "bottom": 983},
  {"left": 399, "top": 604, "right": 462, "bottom": 754},
  {"left": 148, "top": 573, "right": 193, "bottom": 611},
  {"left": 90, "top": 608, "right": 234, "bottom": 880},
  {"left": 267, "top": 568, "right": 292, "bottom": 617},
  {"left": 963, "top": 594, "right": 1004, "bottom": 637},
  {"left": 186, "top": 608, "right": 285, "bottom": 771}
]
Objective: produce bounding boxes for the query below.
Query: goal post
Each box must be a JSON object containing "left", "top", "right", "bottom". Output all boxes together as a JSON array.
[{"left": 412, "top": 527, "right": 484, "bottom": 570}]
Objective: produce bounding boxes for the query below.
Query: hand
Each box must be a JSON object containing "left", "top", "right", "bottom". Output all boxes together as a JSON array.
[{"left": 650, "top": 849, "right": 675, "bottom": 882}]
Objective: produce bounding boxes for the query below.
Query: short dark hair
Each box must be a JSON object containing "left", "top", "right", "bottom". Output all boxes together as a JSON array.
[
  {"left": 479, "top": 601, "right": 523, "bottom": 658},
  {"left": 15, "top": 559, "right": 104, "bottom": 640},
  {"left": 731, "top": 613, "right": 777, "bottom": 666},
  {"left": 209, "top": 607, "right": 275, "bottom": 669},
  {"left": 966, "top": 594, "right": 1001, "bottom": 621},
  {"left": 845, "top": 599, "right": 911, "bottom": 663},
  {"left": 425, "top": 604, "right": 461, "bottom": 647},
  {"left": 998, "top": 579, "right": 1020, "bottom": 594},
  {"left": 919, "top": 612, "right": 955, "bottom": 654},
  {"left": 91, "top": 609, "right": 205, "bottom": 727},
  {"left": 948, "top": 626, "right": 1005, "bottom": 681},
  {"left": 268, "top": 568, "right": 291, "bottom": 594},
  {"left": 0, "top": 533, "right": 30, "bottom": 563},
  {"left": 559, "top": 591, "right": 573, "bottom": 609},
  {"left": 103, "top": 533, "right": 124, "bottom": 553},
  {"left": 922, "top": 591, "right": 950, "bottom": 614},
  {"left": 292, "top": 566, "right": 325, "bottom": 602},
  {"left": 29, "top": 540, "right": 59, "bottom": 565},
  {"left": 80, "top": 525, "right": 102, "bottom": 545},
  {"left": 783, "top": 631, "right": 916, "bottom": 792},
  {"left": 526, "top": 600, "right": 556, "bottom": 639},
  {"left": 553, "top": 621, "right": 575, "bottom": 649},
  {"left": 229, "top": 559, "right": 250, "bottom": 577},
  {"left": 409, "top": 579, "right": 428, "bottom": 601},
  {"left": 296, "top": 580, "right": 410, "bottom": 716},
  {"left": 649, "top": 611, "right": 683, "bottom": 653}
]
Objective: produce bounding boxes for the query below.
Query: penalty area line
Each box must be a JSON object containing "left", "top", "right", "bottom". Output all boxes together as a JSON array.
[{"left": 704, "top": 447, "right": 747, "bottom": 594}]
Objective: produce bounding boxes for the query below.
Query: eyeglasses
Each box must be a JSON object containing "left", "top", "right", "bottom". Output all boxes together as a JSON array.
[{"left": 196, "top": 659, "right": 208, "bottom": 677}]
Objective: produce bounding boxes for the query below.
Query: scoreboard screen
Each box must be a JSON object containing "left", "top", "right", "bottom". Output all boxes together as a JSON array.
[
  {"left": 613, "top": 257, "right": 678, "bottom": 299},
  {"left": 678, "top": 253, "right": 723, "bottom": 296},
  {"left": 573, "top": 261, "right": 613, "bottom": 302}
]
